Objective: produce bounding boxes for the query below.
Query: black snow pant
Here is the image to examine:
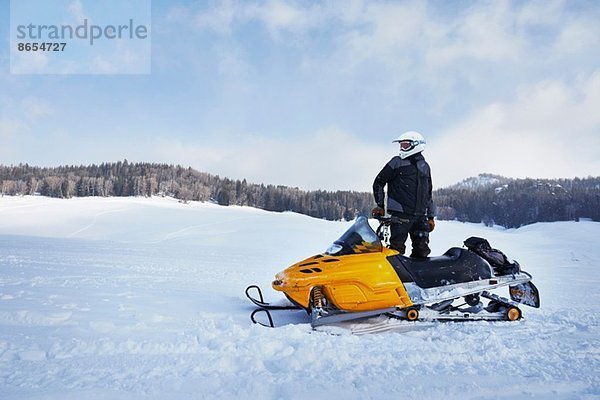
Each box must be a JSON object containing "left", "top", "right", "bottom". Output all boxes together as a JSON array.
[{"left": 389, "top": 211, "right": 431, "bottom": 258}]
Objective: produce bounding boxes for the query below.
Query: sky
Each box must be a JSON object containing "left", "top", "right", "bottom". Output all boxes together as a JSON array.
[{"left": 0, "top": 0, "right": 599, "bottom": 191}]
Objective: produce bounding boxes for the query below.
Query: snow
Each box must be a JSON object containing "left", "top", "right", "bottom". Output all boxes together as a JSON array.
[
  {"left": 0, "top": 196, "right": 598, "bottom": 399},
  {"left": 449, "top": 174, "right": 503, "bottom": 190}
]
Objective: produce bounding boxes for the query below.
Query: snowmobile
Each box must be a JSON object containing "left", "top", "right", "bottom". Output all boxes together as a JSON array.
[{"left": 246, "top": 215, "right": 540, "bottom": 328}]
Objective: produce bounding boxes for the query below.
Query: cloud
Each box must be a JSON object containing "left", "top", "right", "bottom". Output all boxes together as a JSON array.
[
  {"left": 425, "top": 3, "right": 526, "bottom": 66},
  {"left": 0, "top": 96, "right": 55, "bottom": 166},
  {"left": 250, "top": 0, "right": 309, "bottom": 36},
  {"left": 428, "top": 70, "right": 600, "bottom": 187},
  {"left": 553, "top": 16, "right": 600, "bottom": 55},
  {"left": 10, "top": 50, "right": 50, "bottom": 74},
  {"left": 167, "top": 0, "right": 324, "bottom": 37},
  {"left": 169, "top": 1, "right": 551, "bottom": 65},
  {"left": 67, "top": 0, "right": 88, "bottom": 23},
  {"left": 0, "top": 118, "right": 26, "bottom": 139},
  {"left": 188, "top": 0, "right": 240, "bottom": 35},
  {"left": 216, "top": 44, "right": 250, "bottom": 78},
  {"left": 164, "top": 0, "right": 600, "bottom": 105},
  {"left": 140, "top": 128, "right": 391, "bottom": 191},
  {"left": 21, "top": 97, "right": 55, "bottom": 118},
  {"left": 0, "top": 96, "right": 54, "bottom": 139},
  {"left": 0, "top": 96, "right": 54, "bottom": 159},
  {"left": 7, "top": 126, "right": 390, "bottom": 192},
  {"left": 90, "top": 42, "right": 151, "bottom": 74}
]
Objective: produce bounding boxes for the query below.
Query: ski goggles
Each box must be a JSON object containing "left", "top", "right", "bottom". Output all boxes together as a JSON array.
[{"left": 398, "top": 140, "right": 423, "bottom": 151}]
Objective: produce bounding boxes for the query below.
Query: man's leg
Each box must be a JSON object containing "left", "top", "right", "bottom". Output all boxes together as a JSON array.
[
  {"left": 390, "top": 214, "right": 411, "bottom": 254},
  {"left": 409, "top": 217, "right": 431, "bottom": 258}
]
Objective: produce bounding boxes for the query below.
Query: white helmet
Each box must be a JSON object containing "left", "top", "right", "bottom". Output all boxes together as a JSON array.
[{"left": 393, "top": 131, "right": 426, "bottom": 159}]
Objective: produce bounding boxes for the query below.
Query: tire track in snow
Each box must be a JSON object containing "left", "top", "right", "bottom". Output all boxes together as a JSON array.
[
  {"left": 155, "top": 215, "right": 261, "bottom": 243},
  {"left": 66, "top": 209, "right": 127, "bottom": 238}
]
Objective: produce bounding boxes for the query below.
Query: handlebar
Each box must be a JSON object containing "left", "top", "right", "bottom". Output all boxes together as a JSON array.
[
  {"left": 372, "top": 215, "right": 406, "bottom": 225},
  {"left": 372, "top": 215, "right": 393, "bottom": 244}
]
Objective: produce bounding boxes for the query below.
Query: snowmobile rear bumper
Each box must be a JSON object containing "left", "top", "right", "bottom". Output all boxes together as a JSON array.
[
  {"left": 402, "top": 272, "right": 533, "bottom": 307},
  {"left": 509, "top": 280, "right": 540, "bottom": 308}
]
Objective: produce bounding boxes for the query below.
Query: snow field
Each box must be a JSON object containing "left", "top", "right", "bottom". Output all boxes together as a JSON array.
[{"left": 0, "top": 196, "right": 598, "bottom": 399}]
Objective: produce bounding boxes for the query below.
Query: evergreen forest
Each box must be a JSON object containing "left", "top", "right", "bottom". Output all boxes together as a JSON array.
[{"left": 1, "top": 163, "right": 598, "bottom": 228}]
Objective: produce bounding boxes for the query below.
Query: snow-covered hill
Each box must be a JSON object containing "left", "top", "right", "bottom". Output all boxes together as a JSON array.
[
  {"left": 446, "top": 173, "right": 507, "bottom": 190},
  {"left": 0, "top": 196, "right": 598, "bottom": 399}
]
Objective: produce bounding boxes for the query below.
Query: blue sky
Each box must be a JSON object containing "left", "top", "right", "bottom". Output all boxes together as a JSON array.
[{"left": 1, "top": 0, "right": 599, "bottom": 190}]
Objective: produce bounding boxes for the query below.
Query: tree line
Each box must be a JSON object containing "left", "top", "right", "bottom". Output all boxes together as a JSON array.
[
  {"left": 0, "top": 164, "right": 598, "bottom": 227},
  {"left": 434, "top": 174, "right": 600, "bottom": 228},
  {"left": 0, "top": 161, "right": 373, "bottom": 221}
]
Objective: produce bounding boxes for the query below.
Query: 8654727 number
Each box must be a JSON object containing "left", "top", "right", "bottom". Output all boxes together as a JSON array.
[{"left": 17, "top": 42, "right": 66, "bottom": 51}]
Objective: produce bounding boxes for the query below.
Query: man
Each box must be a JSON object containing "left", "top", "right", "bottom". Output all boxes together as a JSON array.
[{"left": 372, "top": 131, "right": 435, "bottom": 258}]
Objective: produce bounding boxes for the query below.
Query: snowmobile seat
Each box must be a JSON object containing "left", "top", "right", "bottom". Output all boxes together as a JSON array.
[{"left": 387, "top": 247, "right": 494, "bottom": 289}]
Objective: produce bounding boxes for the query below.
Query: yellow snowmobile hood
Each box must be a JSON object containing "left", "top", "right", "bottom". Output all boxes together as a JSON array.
[{"left": 272, "top": 247, "right": 413, "bottom": 312}]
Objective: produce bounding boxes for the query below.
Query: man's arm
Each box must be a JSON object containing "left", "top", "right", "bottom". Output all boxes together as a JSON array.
[
  {"left": 373, "top": 163, "right": 393, "bottom": 207},
  {"left": 426, "top": 174, "right": 435, "bottom": 218}
]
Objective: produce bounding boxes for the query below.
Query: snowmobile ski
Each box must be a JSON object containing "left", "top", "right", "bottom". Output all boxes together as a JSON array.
[
  {"left": 245, "top": 285, "right": 300, "bottom": 310},
  {"left": 315, "top": 315, "right": 437, "bottom": 335},
  {"left": 311, "top": 306, "right": 399, "bottom": 327},
  {"left": 250, "top": 308, "right": 275, "bottom": 328}
]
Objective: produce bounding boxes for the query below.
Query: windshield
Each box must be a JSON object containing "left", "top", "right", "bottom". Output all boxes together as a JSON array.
[{"left": 326, "top": 216, "right": 383, "bottom": 256}]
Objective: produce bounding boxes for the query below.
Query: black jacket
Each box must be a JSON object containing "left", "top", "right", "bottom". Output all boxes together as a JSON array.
[{"left": 373, "top": 152, "right": 435, "bottom": 217}]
